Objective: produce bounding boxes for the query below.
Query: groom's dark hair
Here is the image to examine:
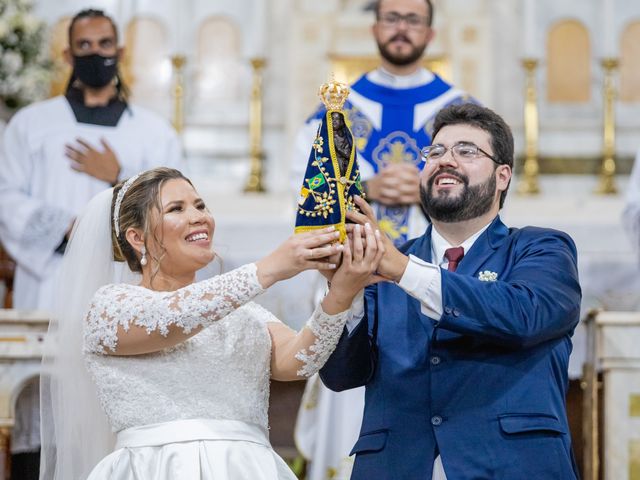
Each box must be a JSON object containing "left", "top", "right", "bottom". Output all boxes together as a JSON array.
[{"left": 431, "top": 103, "right": 514, "bottom": 208}]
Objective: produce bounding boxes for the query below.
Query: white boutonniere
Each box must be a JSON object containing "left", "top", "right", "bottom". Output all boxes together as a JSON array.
[{"left": 478, "top": 270, "right": 498, "bottom": 282}]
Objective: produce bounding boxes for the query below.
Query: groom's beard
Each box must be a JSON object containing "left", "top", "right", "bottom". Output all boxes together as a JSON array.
[{"left": 420, "top": 168, "right": 496, "bottom": 223}]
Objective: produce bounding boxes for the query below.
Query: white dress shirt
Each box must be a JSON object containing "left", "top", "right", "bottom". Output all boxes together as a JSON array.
[
  {"left": 347, "top": 221, "right": 491, "bottom": 331},
  {"left": 398, "top": 223, "right": 491, "bottom": 317}
]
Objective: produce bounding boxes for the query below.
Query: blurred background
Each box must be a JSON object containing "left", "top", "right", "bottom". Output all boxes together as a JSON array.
[{"left": 0, "top": 1, "right": 639, "bottom": 479}]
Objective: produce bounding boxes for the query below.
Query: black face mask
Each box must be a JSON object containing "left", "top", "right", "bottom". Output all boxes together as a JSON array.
[{"left": 73, "top": 53, "right": 118, "bottom": 88}]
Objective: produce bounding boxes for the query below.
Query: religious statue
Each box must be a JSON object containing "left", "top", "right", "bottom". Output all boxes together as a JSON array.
[
  {"left": 330, "top": 111, "right": 353, "bottom": 178},
  {"left": 294, "top": 79, "right": 365, "bottom": 242}
]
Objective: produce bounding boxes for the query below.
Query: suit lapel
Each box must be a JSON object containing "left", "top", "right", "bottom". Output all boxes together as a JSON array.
[
  {"left": 454, "top": 216, "right": 509, "bottom": 276},
  {"left": 406, "top": 224, "right": 433, "bottom": 263}
]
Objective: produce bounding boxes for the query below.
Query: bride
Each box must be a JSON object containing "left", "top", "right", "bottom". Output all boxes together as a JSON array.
[{"left": 40, "top": 167, "right": 384, "bottom": 479}]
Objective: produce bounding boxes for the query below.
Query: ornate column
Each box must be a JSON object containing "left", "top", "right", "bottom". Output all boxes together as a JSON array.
[
  {"left": 596, "top": 58, "right": 618, "bottom": 194},
  {"left": 517, "top": 58, "right": 540, "bottom": 195},
  {"left": 244, "top": 58, "right": 266, "bottom": 192}
]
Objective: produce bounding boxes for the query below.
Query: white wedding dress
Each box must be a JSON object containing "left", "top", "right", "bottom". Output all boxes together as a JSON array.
[{"left": 82, "top": 263, "right": 349, "bottom": 479}]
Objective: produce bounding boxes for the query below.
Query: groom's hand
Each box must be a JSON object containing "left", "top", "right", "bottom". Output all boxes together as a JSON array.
[{"left": 346, "top": 196, "right": 409, "bottom": 283}]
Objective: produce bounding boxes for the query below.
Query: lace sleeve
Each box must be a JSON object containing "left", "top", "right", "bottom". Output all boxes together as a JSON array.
[
  {"left": 84, "top": 263, "right": 265, "bottom": 354},
  {"left": 294, "top": 304, "right": 351, "bottom": 378}
]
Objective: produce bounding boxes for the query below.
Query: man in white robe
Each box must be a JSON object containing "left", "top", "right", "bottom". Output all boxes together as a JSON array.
[
  {"left": 292, "top": 1, "right": 474, "bottom": 479},
  {"left": 0, "top": 9, "right": 181, "bottom": 478},
  {"left": 0, "top": 9, "right": 182, "bottom": 312}
]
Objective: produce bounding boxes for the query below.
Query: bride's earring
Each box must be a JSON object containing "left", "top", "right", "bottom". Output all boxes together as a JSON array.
[{"left": 140, "top": 246, "right": 147, "bottom": 266}]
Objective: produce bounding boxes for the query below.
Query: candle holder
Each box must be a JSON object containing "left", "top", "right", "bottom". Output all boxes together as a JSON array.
[
  {"left": 517, "top": 58, "right": 540, "bottom": 195},
  {"left": 596, "top": 57, "right": 618, "bottom": 195},
  {"left": 244, "top": 58, "right": 266, "bottom": 193},
  {"left": 170, "top": 54, "right": 186, "bottom": 134}
]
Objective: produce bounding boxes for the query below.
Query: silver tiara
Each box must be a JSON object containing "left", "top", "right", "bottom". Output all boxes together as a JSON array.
[{"left": 113, "top": 173, "right": 141, "bottom": 237}]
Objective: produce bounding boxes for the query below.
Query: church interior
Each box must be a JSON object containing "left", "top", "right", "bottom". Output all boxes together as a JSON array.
[{"left": 0, "top": 0, "right": 639, "bottom": 479}]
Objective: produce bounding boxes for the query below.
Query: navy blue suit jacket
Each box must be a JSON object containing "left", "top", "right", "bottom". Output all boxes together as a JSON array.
[{"left": 320, "top": 217, "right": 581, "bottom": 480}]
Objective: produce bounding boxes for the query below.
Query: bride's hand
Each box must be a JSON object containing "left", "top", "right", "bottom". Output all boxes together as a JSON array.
[
  {"left": 318, "top": 249, "right": 343, "bottom": 283},
  {"left": 255, "top": 227, "right": 343, "bottom": 288},
  {"left": 322, "top": 222, "right": 385, "bottom": 314}
]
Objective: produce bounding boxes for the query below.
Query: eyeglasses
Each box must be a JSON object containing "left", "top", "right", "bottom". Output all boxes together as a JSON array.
[
  {"left": 377, "top": 12, "right": 429, "bottom": 30},
  {"left": 420, "top": 142, "right": 500, "bottom": 164}
]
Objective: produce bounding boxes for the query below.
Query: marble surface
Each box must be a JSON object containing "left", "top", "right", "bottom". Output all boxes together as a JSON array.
[{"left": 0, "top": 311, "right": 48, "bottom": 420}]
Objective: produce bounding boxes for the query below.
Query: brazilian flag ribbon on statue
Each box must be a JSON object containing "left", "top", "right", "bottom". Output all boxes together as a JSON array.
[{"left": 295, "top": 82, "right": 365, "bottom": 242}]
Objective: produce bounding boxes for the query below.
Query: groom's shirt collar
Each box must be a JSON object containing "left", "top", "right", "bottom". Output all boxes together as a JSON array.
[{"left": 431, "top": 222, "right": 492, "bottom": 268}]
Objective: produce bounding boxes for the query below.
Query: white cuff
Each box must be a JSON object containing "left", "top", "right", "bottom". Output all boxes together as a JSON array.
[
  {"left": 345, "top": 290, "right": 365, "bottom": 334},
  {"left": 398, "top": 254, "right": 443, "bottom": 319}
]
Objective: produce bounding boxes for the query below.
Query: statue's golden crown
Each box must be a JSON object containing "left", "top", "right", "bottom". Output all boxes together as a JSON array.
[{"left": 318, "top": 78, "right": 350, "bottom": 111}]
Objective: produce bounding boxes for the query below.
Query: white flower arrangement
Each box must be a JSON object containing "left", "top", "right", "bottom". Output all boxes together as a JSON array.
[
  {"left": 478, "top": 270, "right": 498, "bottom": 282},
  {"left": 0, "top": 0, "right": 51, "bottom": 113}
]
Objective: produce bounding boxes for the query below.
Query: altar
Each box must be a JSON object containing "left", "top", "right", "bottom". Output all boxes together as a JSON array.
[{"left": 0, "top": 310, "right": 48, "bottom": 479}]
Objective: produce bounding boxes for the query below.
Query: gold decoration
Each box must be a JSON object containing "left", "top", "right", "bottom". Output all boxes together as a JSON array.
[
  {"left": 244, "top": 58, "right": 266, "bottom": 192},
  {"left": 382, "top": 140, "right": 415, "bottom": 165},
  {"left": 329, "top": 54, "right": 450, "bottom": 84},
  {"left": 631, "top": 440, "right": 640, "bottom": 480},
  {"left": 517, "top": 58, "right": 540, "bottom": 195},
  {"left": 630, "top": 394, "right": 640, "bottom": 417},
  {"left": 0, "top": 425, "right": 10, "bottom": 472},
  {"left": 295, "top": 107, "right": 363, "bottom": 243},
  {"left": 170, "top": 55, "right": 186, "bottom": 133},
  {"left": 596, "top": 57, "right": 619, "bottom": 195},
  {"left": 48, "top": 17, "right": 72, "bottom": 97},
  {"left": 297, "top": 134, "right": 339, "bottom": 220},
  {"left": 318, "top": 77, "right": 350, "bottom": 111}
]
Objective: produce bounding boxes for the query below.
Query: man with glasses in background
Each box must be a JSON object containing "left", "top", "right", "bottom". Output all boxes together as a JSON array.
[
  {"left": 292, "top": 1, "right": 475, "bottom": 478},
  {"left": 320, "top": 103, "right": 581, "bottom": 480}
]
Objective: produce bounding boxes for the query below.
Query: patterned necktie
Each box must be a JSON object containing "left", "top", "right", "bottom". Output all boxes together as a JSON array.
[{"left": 444, "top": 246, "right": 465, "bottom": 272}]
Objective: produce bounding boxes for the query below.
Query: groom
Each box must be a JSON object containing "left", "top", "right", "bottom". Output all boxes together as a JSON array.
[{"left": 320, "top": 103, "right": 581, "bottom": 479}]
